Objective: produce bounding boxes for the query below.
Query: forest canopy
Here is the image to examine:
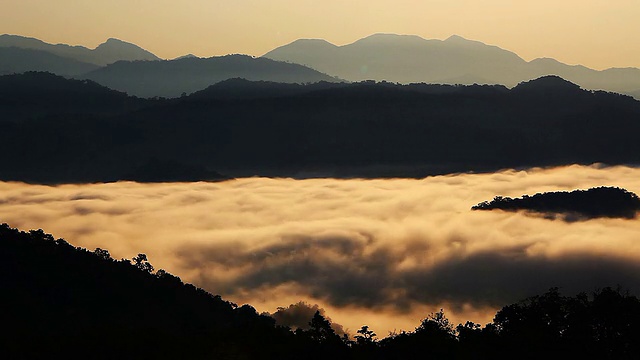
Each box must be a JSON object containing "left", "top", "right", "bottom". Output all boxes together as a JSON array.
[{"left": 472, "top": 186, "right": 640, "bottom": 220}]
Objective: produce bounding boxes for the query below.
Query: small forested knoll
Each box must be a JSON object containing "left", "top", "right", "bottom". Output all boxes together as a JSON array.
[
  {"left": 2, "top": 73, "right": 640, "bottom": 183},
  {"left": 472, "top": 186, "right": 640, "bottom": 220},
  {"left": 3, "top": 223, "right": 640, "bottom": 359}
]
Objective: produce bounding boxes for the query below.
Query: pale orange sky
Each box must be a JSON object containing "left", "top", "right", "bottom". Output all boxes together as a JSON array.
[{"left": 1, "top": 1, "right": 638, "bottom": 69}]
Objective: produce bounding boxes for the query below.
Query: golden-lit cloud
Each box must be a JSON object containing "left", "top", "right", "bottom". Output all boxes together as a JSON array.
[{"left": 1, "top": 164, "right": 640, "bottom": 335}]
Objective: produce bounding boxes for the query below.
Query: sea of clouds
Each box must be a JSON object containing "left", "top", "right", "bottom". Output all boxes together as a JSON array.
[{"left": 2, "top": 164, "right": 640, "bottom": 335}]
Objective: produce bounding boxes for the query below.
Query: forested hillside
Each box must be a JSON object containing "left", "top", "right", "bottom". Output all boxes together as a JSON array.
[
  {"left": 2, "top": 223, "right": 640, "bottom": 359},
  {"left": 1, "top": 73, "right": 640, "bottom": 182}
]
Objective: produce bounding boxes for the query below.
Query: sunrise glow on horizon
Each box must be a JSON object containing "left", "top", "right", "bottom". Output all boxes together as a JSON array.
[{"left": 2, "top": 0, "right": 639, "bottom": 70}]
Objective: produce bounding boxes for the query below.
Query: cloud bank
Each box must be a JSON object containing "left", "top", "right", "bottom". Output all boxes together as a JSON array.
[{"left": 1, "top": 164, "right": 640, "bottom": 334}]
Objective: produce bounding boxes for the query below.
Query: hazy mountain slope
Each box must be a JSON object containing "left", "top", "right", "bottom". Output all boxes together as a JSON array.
[
  {"left": 0, "top": 34, "right": 160, "bottom": 66},
  {"left": 527, "top": 58, "right": 640, "bottom": 93},
  {"left": 0, "top": 47, "right": 99, "bottom": 76},
  {"left": 264, "top": 34, "right": 640, "bottom": 96},
  {"left": 265, "top": 34, "right": 528, "bottom": 85},
  {"left": 82, "top": 54, "right": 342, "bottom": 98}
]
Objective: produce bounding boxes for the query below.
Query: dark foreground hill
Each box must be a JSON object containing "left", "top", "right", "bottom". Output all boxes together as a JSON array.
[
  {"left": 2, "top": 73, "right": 640, "bottom": 182},
  {"left": 0, "top": 223, "right": 294, "bottom": 359},
  {"left": 0, "top": 72, "right": 146, "bottom": 115},
  {"left": 3, "top": 222, "right": 640, "bottom": 359},
  {"left": 472, "top": 187, "right": 640, "bottom": 220}
]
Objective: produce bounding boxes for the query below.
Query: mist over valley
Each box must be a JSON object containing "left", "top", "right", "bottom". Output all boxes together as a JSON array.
[{"left": 2, "top": 19, "right": 640, "bottom": 357}]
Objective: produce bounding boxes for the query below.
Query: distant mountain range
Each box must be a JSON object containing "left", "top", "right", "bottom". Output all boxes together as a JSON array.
[
  {"left": 2, "top": 33, "right": 640, "bottom": 99},
  {"left": 264, "top": 33, "right": 640, "bottom": 98},
  {"left": 82, "top": 55, "right": 341, "bottom": 98},
  {"left": 1, "top": 72, "right": 639, "bottom": 183},
  {"left": 0, "top": 34, "right": 159, "bottom": 66},
  {"left": 0, "top": 35, "right": 342, "bottom": 98}
]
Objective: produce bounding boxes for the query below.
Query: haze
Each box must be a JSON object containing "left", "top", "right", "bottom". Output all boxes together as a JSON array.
[
  {"left": 2, "top": 165, "right": 640, "bottom": 334},
  {"left": 1, "top": 0, "right": 639, "bottom": 70}
]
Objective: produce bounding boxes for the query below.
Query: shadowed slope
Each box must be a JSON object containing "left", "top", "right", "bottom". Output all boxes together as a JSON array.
[
  {"left": 3, "top": 223, "right": 640, "bottom": 359},
  {"left": 0, "top": 223, "right": 295, "bottom": 359},
  {"left": 1, "top": 73, "right": 640, "bottom": 182},
  {"left": 0, "top": 47, "right": 99, "bottom": 76}
]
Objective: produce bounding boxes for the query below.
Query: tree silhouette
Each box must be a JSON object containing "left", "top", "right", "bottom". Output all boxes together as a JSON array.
[
  {"left": 94, "top": 247, "right": 111, "bottom": 260},
  {"left": 308, "top": 310, "right": 339, "bottom": 344},
  {"left": 355, "top": 325, "right": 377, "bottom": 345},
  {"left": 131, "top": 253, "right": 154, "bottom": 273}
]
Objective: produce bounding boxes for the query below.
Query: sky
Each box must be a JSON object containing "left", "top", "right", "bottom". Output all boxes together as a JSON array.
[
  {"left": 2, "top": 165, "right": 640, "bottom": 336},
  {"left": 1, "top": 0, "right": 639, "bottom": 70}
]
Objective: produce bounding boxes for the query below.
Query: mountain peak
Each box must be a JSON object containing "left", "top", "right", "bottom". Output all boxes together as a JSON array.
[
  {"left": 94, "top": 38, "right": 160, "bottom": 63},
  {"left": 285, "top": 38, "right": 338, "bottom": 49},
  {"left": 97, "top": 38, "right": 141, "bottom": 49},
  {"left": 174, "top": 54, "right": 199, "bottom": 60},
  {"left": 103, "top": 38, "right": 129, "bottom": 45},
  {"left": 358, "top": 33, "right": 425, "bottom": 42},
  {"left": 445, "top": 34, "right": 468, "bottom": 42},
  {"left": 513, "top": 75, "right": 581, "bottom": 93}
]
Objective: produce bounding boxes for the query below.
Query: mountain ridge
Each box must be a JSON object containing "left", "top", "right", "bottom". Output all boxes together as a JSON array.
[
  {"left": 263, "top": 33, "right": 640, "bottom": 97},
  {"left": 0, "top": 34, "right": 160, "bottom": 66},
  {"left": 81, "top": 54, "right": 343, "bottom": 98},
  {"left": 1, "top": 72, "right": 639, "bottom": 183},
  {"left": 0, "top": 47, "right": 100, "bottom": 76}
]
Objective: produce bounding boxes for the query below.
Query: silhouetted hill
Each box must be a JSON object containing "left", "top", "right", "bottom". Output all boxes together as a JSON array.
[
  {"left": 189, "top": 78, "right": 350, "bottom": 100},
  {"left": 472, "top": 187, "right": 640, "bottom": 220},
  {"left": 0, "top": 223, "right": 296, "bottom": 359},
  {"left": 0, "top": 34, "right": 160, "bottom": 66},
  {"left": 0, "top": 47, "right": 99, "bottom": 76},
  {"left": 2, "top": 74, "right": 640, "bottom": 182},
  {"left": 264, "top": 33, "right": 640, "bottom": 97},
  {"left": 81, "top": 54, "right": 342, "bottom": 98},
  {"left": 0, "top": 72, "right": 147, "bottom": 119},
  {"left": 512, "top": 75, "right": 581, "bottom": 93},
  {"left": 4, "top": 222, "right": 640, "bottom": 359}
]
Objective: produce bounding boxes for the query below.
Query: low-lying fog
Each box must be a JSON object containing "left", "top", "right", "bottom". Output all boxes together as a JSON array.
[{"left": 2, "top": 164, "right": 640, "bottom": 335}]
